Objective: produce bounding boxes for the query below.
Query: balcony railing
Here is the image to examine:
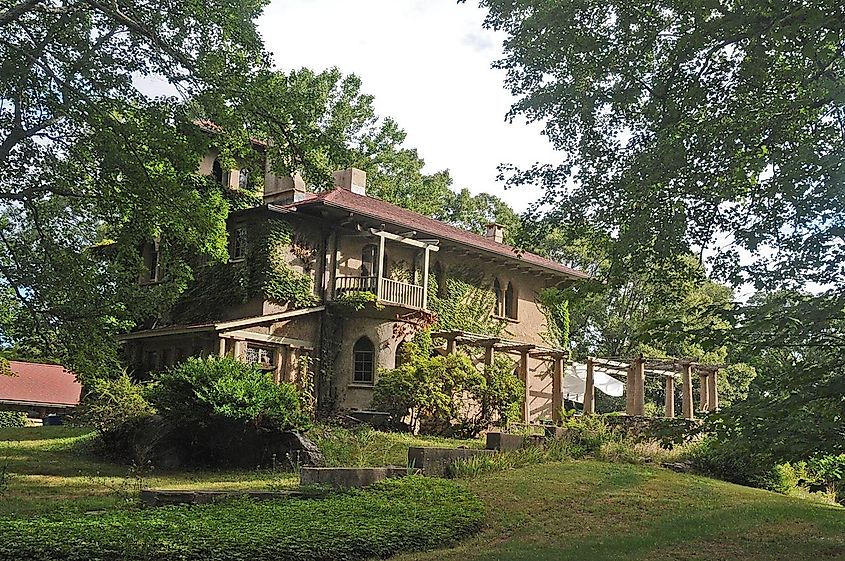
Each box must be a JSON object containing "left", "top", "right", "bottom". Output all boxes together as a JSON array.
[
  {"left": 379, "top": 277, "right": 426, "bottom": 309},
  {"left": 333, "top": 276, "right": 426, "bottom": 310},
  {"left": 335, "top": 275, "right": 378, "bottom": 294}
]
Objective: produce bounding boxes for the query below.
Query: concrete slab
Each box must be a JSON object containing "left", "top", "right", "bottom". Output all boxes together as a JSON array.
[
  {"left": 299, "top": 466, "right": 408, "bottom": 489},
  {"left": 407, "top": 447, "right": 496, "bottom": 477}
]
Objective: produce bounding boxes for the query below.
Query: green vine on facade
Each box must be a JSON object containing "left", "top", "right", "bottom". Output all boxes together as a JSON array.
[
  {"left": 428, "top": 268, "right": 506, "bottom": 336},
  {"left": 537, "top": 287, "right": 571, "bottom": 351},
  {"left": 333, "top": 290, "right": 383, "bottom": 312},
  {"left": 172, "top": 220, "right": 317, "bottom": 323}
]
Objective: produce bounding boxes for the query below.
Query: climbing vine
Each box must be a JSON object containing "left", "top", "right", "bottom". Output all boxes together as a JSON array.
[
  {"left": 537, "top": 287, "right": 571, "bottom": 350},
  {"left": 172, "top": 220, "right": 318, "bottom": 323},
  {"left": 428, "top": 268, "right": 506, "bottom": 336}
]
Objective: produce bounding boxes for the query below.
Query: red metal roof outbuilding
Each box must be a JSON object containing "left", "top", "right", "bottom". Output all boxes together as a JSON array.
[{"left": 0, "top": 361, "right": 82, "bottom": 409}]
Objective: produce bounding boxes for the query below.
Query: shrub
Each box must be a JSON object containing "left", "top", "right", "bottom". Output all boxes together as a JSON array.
[
  {"left": 481, "top": 357, "right": 525, "bottom": 427},
  {"left": 808, "top": 454, "right": 845, "bottom": 501},
  {"left": 0, "top": 476, "right": 483, "bottom": 561},
  {"left": 78, "top": 373, "right": 154, "bottom": 433},
  {"left": 0, "top": 412, "right": 27, "bottom": 428},
  {"left": 147, "top": 356, "right": 308, "bottom": 432},
  {"left": 687, "top": 435, "right": 798, "bottom": 493},
  {"left": 373, "top": 351, "right": 522, "bottom": 437}
]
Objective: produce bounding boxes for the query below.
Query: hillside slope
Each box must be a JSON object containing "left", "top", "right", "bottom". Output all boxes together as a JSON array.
[{"left": 398, "top": 461, "right": 845, "bottom": 561}]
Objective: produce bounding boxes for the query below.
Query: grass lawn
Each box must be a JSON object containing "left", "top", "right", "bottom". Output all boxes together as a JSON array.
[
  {"left": 0, "top": 425, "right": 480, "bottom": 517},
  {"left": 397, "top": 461, "right": 845, "bottom": 561}
]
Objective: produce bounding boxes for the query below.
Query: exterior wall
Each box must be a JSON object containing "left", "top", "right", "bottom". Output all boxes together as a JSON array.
[
  {"left": 335, "top": 235, "right": 422, "bottom": 283},
  {"left": 332, "top": 314, "right": 412, "bottom": 411}
]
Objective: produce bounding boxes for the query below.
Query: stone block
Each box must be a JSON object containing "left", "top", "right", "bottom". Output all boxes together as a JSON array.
[
  {"left": 407, "top": 447, "right": 497, "bottom": 477},
  {"left": 544, "top": 426, "right": 570, "bottom": 439},
  {"left": 139, "top": 488, "right": 315, "bottom": 507},
  {"left": 299, "top": 466, "right": 408, "bottom": 489},
  {"left": 486, "top": 432, "right": 524, "bottom": 451}
]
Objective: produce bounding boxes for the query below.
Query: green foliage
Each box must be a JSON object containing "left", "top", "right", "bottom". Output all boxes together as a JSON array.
[
  {"left": 537, "top": 288, "right": 570, "bottom": 350},
  {"left": 373, "top": 351, "right": 523, "bottom": 436},
  {"left": 148, "top": 357, "right": 308, "bottom": 433},
  {"left": 428, "top": 269, "right": 505, "bottom": 336},
  {"left": 78, "top": 374, "right": 155, "bottom": 434},
  {"left": 0, "top": 358, "right": 10, "bottom": 378},
  {"left": 0, "top": 476, "right": 483, "bottom": 561},
  {"left": 808, "top": 454, "right": 845, "bottom": 501},
  {"left": 0, "top": 412, "right": 27, "bottom": 429},
  {"left": 172, "top": 220, "right": 317, "bottom": 322},
  {"left": 334, "top": 290, "right": 382, "bottom": 312},
  {"left": 481, "top": 357, "right": 524, "bottom": 426}
]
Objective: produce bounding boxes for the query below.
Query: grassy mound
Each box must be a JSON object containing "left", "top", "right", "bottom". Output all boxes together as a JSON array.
[
  {"left": 0, "top": 476, "right": 483, "bottom": 561},
  {"left": 397, "top": 461, "right": 845, "bottom": 561}
]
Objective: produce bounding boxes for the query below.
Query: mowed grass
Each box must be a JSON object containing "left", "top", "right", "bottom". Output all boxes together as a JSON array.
[
  {"left": 0, "top": 425, "right": 480, "bottom": 517},
  {"left": 397, "top": 461, "right": 845, "bottom": 561}
]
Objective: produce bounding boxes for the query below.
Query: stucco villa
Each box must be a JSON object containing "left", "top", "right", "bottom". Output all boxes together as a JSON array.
[{"left": 120, "top": 149, "right": 590, "bottom": 421}]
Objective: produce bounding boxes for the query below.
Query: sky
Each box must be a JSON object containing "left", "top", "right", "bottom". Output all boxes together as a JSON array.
[{"left": 257, "top": 0, "right": 556, "bottom": 212}]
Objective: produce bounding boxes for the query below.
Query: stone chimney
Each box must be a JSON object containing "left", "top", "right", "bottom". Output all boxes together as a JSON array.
[
  {"left": 484, "top": 223, "right": 505, "bottom": 244},
  {"left": 263, "top": 173, "right": 307, "bottom": 204},
  {"left": 332, "top": 167, "right": 367, "bottom": 196}
]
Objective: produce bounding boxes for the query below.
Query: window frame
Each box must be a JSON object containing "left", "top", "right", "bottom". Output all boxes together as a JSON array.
[
  {"left": 231, "top": 226, "right": 248, "bottom": 261},
  {"left": 352, "top": 336, "right": 376, "bottom": 384}
]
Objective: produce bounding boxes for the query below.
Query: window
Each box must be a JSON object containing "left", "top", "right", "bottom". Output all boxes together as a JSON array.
[
  {"left": 238, "top": 168, "right": 250, "bottom": 189},
  {"left": 232, "top": 227, "right": 247, "bottom": 260},
  {"left": 212, "top": 158, "right": 224, "bottom": 184},
  {"left": 505, "top": 281, "right": 517, "bottom": 320},
  {"left": 493, "top": 278, "right": 503, "bottom": 316},
  {"left": 246, "top": 345, "right": 274, "bottom": 366},
  {"left": 353, "top": 336, "right": 375, "bottom": 384},
  {"left": 361, "top": 244, "right": 377, "bottom": 277}
]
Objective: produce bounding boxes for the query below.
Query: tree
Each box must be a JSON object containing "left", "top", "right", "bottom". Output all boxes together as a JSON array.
[{"left": 478, "top": 0, "right": 845, "bottom": 455}]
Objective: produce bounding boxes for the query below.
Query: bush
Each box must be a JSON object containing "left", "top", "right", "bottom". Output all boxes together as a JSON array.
[
  {"left": 0, "top": 476, "right": 483, "bottom": 561},
  {"left": 687, "top": 435, "right": 800, "bottom": 493},
  {"left": 78, "top": 373, "right": 154, "bottom": 433},
  {"left": 373, "top": 348, "right": 523, "bottom": 437},
  {"left": 147, "top": 356, "right": 308, "bottom": 432},
  {"left": 0, "top": 412, "right": 27, "bottom": 428}
]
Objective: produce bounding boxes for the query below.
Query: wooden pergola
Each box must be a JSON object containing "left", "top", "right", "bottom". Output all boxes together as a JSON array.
[
  {"left": 432, "top": 330, "right": 723, "bottom": 423},
  {"left": 432, "top": 330, "right": 568, "bottom": 424},
  {"left": 583, "top": 357, "right": 724, "bottom": 420}
]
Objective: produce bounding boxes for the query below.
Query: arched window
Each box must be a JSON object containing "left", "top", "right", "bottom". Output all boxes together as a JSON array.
[
  {"left": 493, "top": 278, "right": 503, "bottom": 316},
  {"left": 505, "top": 281, "right": 517, "bottom": 320},
  {"left": 361, "top": 244, "right": 377, "bottom": 277},
  {"left": 353, "top": 337, "right": 375, "bottom": 384},
  {"left": 238, "top": 167, "right": 250, "bottom": 189}
]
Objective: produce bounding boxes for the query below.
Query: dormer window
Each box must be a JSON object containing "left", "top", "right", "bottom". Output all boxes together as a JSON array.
[{"left": 232, "top": 227, "right": 247, "bottom": 260}]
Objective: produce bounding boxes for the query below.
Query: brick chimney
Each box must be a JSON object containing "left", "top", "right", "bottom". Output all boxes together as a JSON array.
[
  {"left": 263, "top": 173, "right": 307, "bottom": 204},
  {"left": 484, "top": 223, "right": 505, "bottom": 244},
  {"left": 332, "top": 168, "right": 367, "bottom": 196}
]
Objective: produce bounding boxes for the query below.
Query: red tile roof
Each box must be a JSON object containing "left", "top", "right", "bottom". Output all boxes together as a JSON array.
[
  {"left": 0, "top": 361, "right": 82, "bottom": 408},
  {"left": 275, "top": 188, "right": 589, "bottom": 279}
]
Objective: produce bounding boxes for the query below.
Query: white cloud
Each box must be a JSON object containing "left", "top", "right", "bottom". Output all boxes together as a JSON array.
[{"left": 257, "top": 0, "right": 558, "bottom": 212}]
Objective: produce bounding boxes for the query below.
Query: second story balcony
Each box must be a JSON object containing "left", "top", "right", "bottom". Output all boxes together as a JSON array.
[
  {"left": 335, "top": 275, "right": 427, "bottom": 310},
  {"left": 333, "top": 229, "right": 439, "bottom": 311}
]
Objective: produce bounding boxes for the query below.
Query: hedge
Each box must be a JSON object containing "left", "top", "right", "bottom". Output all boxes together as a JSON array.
[
  {"left": 0, "top": 476, "right": 483, "bottom": 561},
  {"left": 0, "top": 412, "right": 27, "bottom": 428}
]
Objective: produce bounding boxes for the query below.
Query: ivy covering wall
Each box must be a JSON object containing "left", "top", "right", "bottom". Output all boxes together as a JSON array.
[
  {"left": 171, "top": 220, "right": 318, "bottom": 324},
  {"left": 428, "top": 267, "right": 505, "bottom": 336}
]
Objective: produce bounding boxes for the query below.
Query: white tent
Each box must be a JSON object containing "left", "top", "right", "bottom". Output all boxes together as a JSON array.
[{"left": 562, "top": 363, "right": 625, "bottom": 404}]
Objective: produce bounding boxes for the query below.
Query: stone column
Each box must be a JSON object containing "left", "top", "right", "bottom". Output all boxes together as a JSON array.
[
  {"left": 552, "top": 356, "right": 564, "bottom": 423},
  {"left": 708, "top": 371, "right": 719, "bottom": 412},
  {"left": 232, "top": 339, "right": 247, "bottom": 362},
  {"left": 583, "top": 357, "right": 595, "bottom": 415},
  {"left": 217, "top": 337, "right": 227, "bottom": 357},
  {"left": 273, "top": 347, "right": 284, "bottom": 384},
  {"left": 625, "top": 364, "right": 636, "bottom": 415},
  {"left": 698, "top": 372, "right": 710, "bottom": 412},
  {"left": 634, "top": 358, "right": 646, "bottom": 416},
  {"left": 681, "top": 362, "right": 694, "bottom": 420},
  {"left": 520, "top": 350, "right": 530, "bottom": 423},
  {"left": 664, "top": 376, "right": 675, "bottom": 418},
  {"left": 446, "top": 336, "right": 457, "bottom": 355},
  {"left": 284, "top": 347, "right": 298, "bottom": 383}
]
